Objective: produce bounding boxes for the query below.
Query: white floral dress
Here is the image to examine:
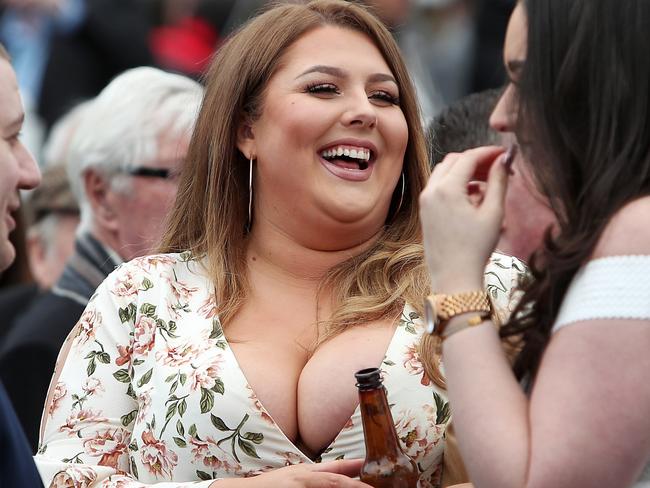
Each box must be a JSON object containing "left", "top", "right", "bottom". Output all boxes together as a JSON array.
[{"left": 34, "top": 252, "right": 526, "bottom": 488}]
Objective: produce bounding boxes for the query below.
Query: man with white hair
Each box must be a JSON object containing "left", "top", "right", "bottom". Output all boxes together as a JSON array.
[
  {"left": 0, "top": 42, "right": 43, "bottom": 488},
  {"left": 0, "top": 66, "right": 203, "bottom": 450}
]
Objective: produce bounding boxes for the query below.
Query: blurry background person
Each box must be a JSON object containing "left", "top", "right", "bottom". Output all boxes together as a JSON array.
[
  {"left": 0, "top": 66, "right": 203, "bottom": 450},
  {"left": 24, "top": 165, "right": 79, "bottom": 290},
  {"left": 0, "top": 41, "right": 43, "bottom": 488},
  {"left": 429, "top": 88, "right": 555, "bottom": 263},
  {"left": 0, "top": 165, "right": 78, "bottom": 349}
]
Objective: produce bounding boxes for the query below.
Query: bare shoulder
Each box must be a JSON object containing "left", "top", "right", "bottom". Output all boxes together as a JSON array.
[{"left": 592, "top": 196, "right": 650, "bottom": 258}]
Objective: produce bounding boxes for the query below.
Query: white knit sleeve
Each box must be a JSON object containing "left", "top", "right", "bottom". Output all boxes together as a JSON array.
[{"left": 553, "top": 255, "right": 650, "bottom": 332}]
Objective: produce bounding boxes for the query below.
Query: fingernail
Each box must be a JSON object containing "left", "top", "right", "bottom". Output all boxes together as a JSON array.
[{"left": 502, "top": 144, "right": 517, "bottom": 175}]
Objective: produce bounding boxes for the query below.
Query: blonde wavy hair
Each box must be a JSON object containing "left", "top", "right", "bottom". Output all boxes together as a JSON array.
[{"left": 159, "top": 0, "right": 444, "bottom": 387}]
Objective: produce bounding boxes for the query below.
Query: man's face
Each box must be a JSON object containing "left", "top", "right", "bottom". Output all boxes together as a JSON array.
[
  {"left": 107, "top": 126, "right": 190, "bottom": 260},
  {"left": 0, "top": 59, "right": 41, "bottom": 272}
]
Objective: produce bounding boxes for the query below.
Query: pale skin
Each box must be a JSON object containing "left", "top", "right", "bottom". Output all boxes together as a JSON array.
[
  {"left": 213, "top": 25, "right": 410, "bottom": 487},
  {"left": 83, "top": 127, "right": 189, "bottom": 261},
  {"left": 419, "top": 4, "right": 650, "bottom": 488},
  {"left": 0, "top": 57, "right": 41, "bottom": 272}
]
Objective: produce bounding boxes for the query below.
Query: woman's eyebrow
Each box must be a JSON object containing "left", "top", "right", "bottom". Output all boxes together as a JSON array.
[{"left": 296, "top": 65, "right": 397, "bottom": 85}]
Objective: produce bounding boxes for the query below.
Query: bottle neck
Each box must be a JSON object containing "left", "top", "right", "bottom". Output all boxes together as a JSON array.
[{"left": 358, "top": 386, "right": 403, "bottom": 459}]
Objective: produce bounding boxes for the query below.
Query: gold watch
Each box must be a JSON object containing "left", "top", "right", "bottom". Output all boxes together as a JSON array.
[{"left": 424, "top": 291, "right": 492, "bottom": 337}]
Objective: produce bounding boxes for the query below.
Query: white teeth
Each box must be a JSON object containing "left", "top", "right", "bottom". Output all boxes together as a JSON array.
[{"left": 320, "top": 146, "right": 372, "bottom": 161}]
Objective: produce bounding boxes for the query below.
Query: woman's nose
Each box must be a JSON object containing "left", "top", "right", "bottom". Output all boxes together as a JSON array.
[
  {"left": 490, "top": 84, "right": 517, "bottom": 133},
  {"left": 341, "top": 93, "right": 377, "bottom": 129}
]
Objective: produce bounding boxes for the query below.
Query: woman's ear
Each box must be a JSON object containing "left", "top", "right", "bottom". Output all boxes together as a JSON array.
[{"left": 236, "top": 120, "right": 256, "bottom": 159}]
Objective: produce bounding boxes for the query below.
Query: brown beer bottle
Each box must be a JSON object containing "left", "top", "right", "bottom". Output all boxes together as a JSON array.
[{"left": 355, "top": 367, "right": 419, "bottom": 488}]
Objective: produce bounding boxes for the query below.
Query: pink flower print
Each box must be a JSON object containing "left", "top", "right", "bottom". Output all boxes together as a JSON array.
[
  {"left": 197, "top": 293, "right": 217, "bottom": 319},
  {"left": 115, "top": 344, "right": 133, "bottom": 367},
  {"left": 83, "top": 428, "right": 130, "bottom": 469},
  {"left": 189, "top": 436, "right": 241, "bottom": 474},
  {"left": 60, "top": 409, "right": 107, "bottom": 436},
  {"left": 136, "top": 390, "right": 152, "bottom": 423},
  {"left": 48, "top": 382, "right": 67, "bottom": 417},
  {"left": 167, "top": 277, "right": 198, "bottom": 304},
  {"left": 82, "top": 377, "right": 105, "bottom": 396},
  {"left": 139, "top": 254, "right": 177, "bottom": 270},
  {"left": 156, "top": 340, "right": 204, "bottom": 368},
  {"left": 111, "top": 269, "right": 142, "bottom": 298},
  {"left": 140, "top": 429, "right": 178, "bottom": 479},
  {"left": 247, "top": 387, "right": 274, "bottom": 425},
  {"left": 402, "top": 344, "right": 431, "bottom": 386},
  {"left": 189, "top": 355, "right": 224, "bottom": 391},
  {"left": 73, "top": 309, "right": 102, "bottom": 348},
  {"left": 133, "top": 316, "right": 157, "bottom": 356},
  {"left": 277, "top": 451, "right": 304, "bottom": 466},
  {"left": 99, "top": 475, "right": 146, "bottom": 488},
  {"left": 51, "top": 465, "right": 97, "bottom": 488},
  {"left": 394, "top": 409, "right": 434, "bottom": 461}
]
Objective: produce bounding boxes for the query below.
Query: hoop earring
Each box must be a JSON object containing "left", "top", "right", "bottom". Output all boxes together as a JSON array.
[
  {"left": 394, "top": 172, "right": 405, "bottom": 217},
  {"left": 247, "top": 156, "right": 254, "bottom": 232}
]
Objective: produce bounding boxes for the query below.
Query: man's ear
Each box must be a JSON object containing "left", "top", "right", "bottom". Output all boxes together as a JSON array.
[
  {"left": 236, "top": 119, "right": 256, "bottom": 160},
  {"left": 83, "top": 169, "right": 119, "bottom": 232}
]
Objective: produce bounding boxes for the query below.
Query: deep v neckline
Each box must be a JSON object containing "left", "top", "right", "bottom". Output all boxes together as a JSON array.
[{"left": 219, "top": 316, "right": 405, "bottom": 462}]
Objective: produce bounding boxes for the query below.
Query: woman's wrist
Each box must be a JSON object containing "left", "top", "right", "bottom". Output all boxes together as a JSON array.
[{"left": 429, "top": 272, "right": 484, "bottom": 294}]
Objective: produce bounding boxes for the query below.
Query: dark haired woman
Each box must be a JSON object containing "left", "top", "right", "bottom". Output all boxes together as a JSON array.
[{"left": 420, "top": 1, "right": 650, "bottom": 487}]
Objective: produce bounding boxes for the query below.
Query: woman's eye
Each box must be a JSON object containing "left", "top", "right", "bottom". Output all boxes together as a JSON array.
[
  {"left": 370, "top": 91, "right": 400, "bottom": 106},
  {"left": 305, "top": 83, "right": 340, "bottom": 95}
]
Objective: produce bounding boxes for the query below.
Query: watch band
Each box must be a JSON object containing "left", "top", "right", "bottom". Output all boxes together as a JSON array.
[{"left": 424, "top": 290, "right": 492, "bottom": 336}]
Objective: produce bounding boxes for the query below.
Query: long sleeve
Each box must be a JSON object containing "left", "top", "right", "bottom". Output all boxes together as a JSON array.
[{"left": 34, "top": 264, "right": 214, "bottom": 488}]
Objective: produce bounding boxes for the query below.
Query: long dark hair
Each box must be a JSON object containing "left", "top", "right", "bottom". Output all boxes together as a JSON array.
[{"left": 500, "top": 0, "right": 650, "bottom": 380}]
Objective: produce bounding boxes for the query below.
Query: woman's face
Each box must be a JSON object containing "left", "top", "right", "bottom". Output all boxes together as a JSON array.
[
  {"left": 489, "top": 2, "right": 527, "bottom": 134},
  {"left": 239, "top": 26, "right": 408, "bottom": 244}
]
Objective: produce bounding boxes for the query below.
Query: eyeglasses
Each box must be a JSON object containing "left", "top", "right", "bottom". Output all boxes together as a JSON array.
[{"left": 125, "top": 166, "right": 179, "bottom": 180}]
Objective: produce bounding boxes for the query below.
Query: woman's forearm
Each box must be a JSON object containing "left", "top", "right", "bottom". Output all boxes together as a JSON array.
[{"left": 442, "top": 319, "right": 530, "bottom": 488}]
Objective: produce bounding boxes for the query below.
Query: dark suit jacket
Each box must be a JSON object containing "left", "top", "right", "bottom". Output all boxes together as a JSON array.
[
  {"left": 0, "top": 284, "right": 39, "bottom": 347},
  {"left": 0, "top": 381, "right": 44, "bottom": 487},
  {"left": 0, "top": 294, "right": 85, "bottom": 450}
]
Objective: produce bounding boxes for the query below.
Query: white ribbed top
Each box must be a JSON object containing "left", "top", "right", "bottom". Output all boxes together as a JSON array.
[{"left": 553, "top": 255, "right": 650, "bottom": 332}]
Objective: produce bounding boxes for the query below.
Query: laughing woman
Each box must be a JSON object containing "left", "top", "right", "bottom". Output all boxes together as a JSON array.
[
  {"left": 420, "top": 1, "right": 650, "bottom": 487},
  {"left": 34, "top": 1, "right": 525, "bottom": 487}
]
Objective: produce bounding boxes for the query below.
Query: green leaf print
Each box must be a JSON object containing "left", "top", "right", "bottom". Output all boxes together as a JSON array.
[
  {"left": 97, "top": 352, "right": 110, "bottom": 364},
  {"left": 211, "top": 378, "right": 225, "bottom": 395},
  {"left": 211, "top": 414, "right": 229, "bottom": 431},
  {"left": 176, "top": 419, "right": 185, "bottom": 436},
  {"left": 196, "top": 470, "right": 212, "bottom": 481},
  {"left": 140, "top": 303, "right": 156, "bottom": 317},
  {"left": 433, "top": 391, "right": 451, "bottom": 425},
  {"left": 137, "top": 368, "right": 154, "bottom": 387},
  {"left": 242, "top": 432, "right": 264, "bottom": 444},
  {"left": 121, "top": 409, "right": 138, "bottom": 427},
  {"left": 141, "top": 277, "right": 154, "bottom": 290},
  {"left": 214, "top": 414, "right": 264, "bottom": 463},
  {"left": 178, "top": 398, "right": 187, "bottom": 417},
  {"left": 173, "top": 437, "right": 187, "bottom": 448},
  {"left": 87, "top": 358, "right": 96, "bottom": 376},
  {"left": 189, "top": 424, "right": 198, "bottom": 438},
  {"left": 200, "top": 387, "right": 215, "bottom": 413},
  {"left": 237, "top": 438, "right": 260, "bottom": 459}
]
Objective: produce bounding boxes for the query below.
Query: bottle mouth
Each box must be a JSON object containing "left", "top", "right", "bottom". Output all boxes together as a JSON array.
[{"left": 355, "top": 367, "right": 382, "bottom": 389}]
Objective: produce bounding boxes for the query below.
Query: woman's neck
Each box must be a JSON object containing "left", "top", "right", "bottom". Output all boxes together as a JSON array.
[{"left": 246, "top": 216, "right": 383, "bottom": 289}]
